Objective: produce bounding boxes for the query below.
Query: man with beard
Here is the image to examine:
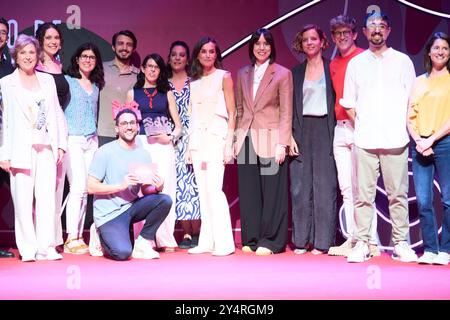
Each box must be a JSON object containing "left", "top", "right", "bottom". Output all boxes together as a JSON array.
[
  {"left": 0, "top": 17, "right": 14, "bottom": 258},
  {"left": 340, "top": 11, "right": 418, "bottom": 263},
  {"left": 98, "top": 30, "right": 139, "bottom": 146},
  {"left": 87, "top": 109, "right": 172, "bottom": 260},
  {"left": 327, "top": 15, "right": 379, "bottom": 257}
]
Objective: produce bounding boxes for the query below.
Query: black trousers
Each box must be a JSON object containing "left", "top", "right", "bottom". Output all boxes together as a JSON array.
[
  {"left": 290, "top": 116, "right": 337, "bottom": 251},
  {"left": 237, "top": 136, "right": 288, "bottom": 253}
]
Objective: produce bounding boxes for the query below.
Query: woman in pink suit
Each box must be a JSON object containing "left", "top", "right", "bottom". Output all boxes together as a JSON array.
[
  {"left": 235, "top": 28, "right": 293, "bottom": 255},
  {"left": 0, "top": 34, "right": 67, "bottom": 261}
]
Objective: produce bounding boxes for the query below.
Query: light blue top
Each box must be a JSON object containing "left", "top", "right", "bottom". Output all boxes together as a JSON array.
[
  {"left": 64, "top": 75, "right": 99, "bottom": 136},
  {"left": 88, "top": 140, "right": 152, "bottom": 227},
  {"left": 302, "top": 74, "right": 327, "bottom": 116}
]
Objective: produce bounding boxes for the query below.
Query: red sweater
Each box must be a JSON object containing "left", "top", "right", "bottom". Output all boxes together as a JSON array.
[{"left": 330, "top": 47, "right": 365, "bottom": 120}]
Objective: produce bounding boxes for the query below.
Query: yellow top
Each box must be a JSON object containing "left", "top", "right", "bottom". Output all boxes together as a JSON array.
[{"left": 409, "top": 72, "right": 450, "bottom": 137}]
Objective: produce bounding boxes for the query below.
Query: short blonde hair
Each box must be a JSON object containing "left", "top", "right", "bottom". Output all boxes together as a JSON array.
[{"left": 11, "top": 34, "right": 41, "bottom": 68}]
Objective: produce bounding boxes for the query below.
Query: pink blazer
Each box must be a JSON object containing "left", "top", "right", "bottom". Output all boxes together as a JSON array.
[{"left": 235, "top": 63, "right": 293, "bottom": 158}]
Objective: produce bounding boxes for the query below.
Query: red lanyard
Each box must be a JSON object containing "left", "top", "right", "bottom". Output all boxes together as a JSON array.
[{"left": 143, "top": 88, "right": 158, "bottom": 109}]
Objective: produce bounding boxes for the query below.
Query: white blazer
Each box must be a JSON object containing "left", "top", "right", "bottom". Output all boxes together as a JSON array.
[{"left": 0, "top": 69, "right": 67, "bottom": 169}]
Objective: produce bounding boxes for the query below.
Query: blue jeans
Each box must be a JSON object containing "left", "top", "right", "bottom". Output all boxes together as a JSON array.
[
  {"left": 412, "top": 135, "right": 450, "bottom": 254},
  {"left": 98, "top": 194, "right": 172, "bottom": 261}
]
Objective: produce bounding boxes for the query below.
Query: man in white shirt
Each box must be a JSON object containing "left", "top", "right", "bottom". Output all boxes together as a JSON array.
[{"left": 340, "top": 11, "right": 418, "bottom": 263}]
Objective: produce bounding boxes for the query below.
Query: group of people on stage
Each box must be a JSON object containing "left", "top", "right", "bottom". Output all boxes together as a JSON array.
[{"left": 0, "top": 10, "right": 448, "bottom": 266}]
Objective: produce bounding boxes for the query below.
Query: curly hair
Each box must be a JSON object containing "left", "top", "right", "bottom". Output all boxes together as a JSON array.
[{"left": 292, "top": 24, "right": 329, "bottom": 54}]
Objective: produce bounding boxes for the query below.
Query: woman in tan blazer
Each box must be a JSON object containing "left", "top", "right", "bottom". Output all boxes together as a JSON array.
[
  {"left": 235, "top": 28, "right": 293, "bottom": 255},
  {"left": 0, "top": 35, "right": 67, "bottom": 261}
]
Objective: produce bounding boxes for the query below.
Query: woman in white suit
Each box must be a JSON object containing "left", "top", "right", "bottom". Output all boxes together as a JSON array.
[{"left": 0, "top": 34, "right": 67, "bottom": 261}]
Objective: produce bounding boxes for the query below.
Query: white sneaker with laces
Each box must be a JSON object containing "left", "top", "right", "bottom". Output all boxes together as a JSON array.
[
  {"left": 433, "top": 252, "right": 450, "bottom": 266},
  {"left": 132, "top": 236, "right": 160, "bottom": 259},
  {"left": 418, "top": 251, "right": 437, "bottom": 264},
  {"left": 89, "top": 223, "right": 104, "bottom": 257},
  {"left": 347, "top": 241, "right": 370, "bottom": 263},
  {"left": 392, "top": 241, "right": 418, "bottom": 262}
]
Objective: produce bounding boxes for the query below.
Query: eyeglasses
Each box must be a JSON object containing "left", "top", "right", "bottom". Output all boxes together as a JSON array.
[
  {"left": 332, "top": 30, "right": 352, "bottom": 38},
  {"left": 79, "top": 54, "right": 96, "bottom": 61},
  {"left": 366, "top": 23, "right": 389, "bottom": 31},
  {"left": 0, "top": 30, "right": 7, "bottom": 37},
  {"left": 145, "top": 64, "right": 160, "bottom": 70},
  {"left": 118, "top": 120, "right": 137, "bottom": 127}
]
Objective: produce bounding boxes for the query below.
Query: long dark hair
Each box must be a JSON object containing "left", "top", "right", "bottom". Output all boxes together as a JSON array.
[
  {"left": 166, "top": 40, "right": 190, "bottom": 78},
  {"left": 134, "top": 53, "right": 170, "bottom": 93},
  {"left": 66, "top": 42, "right": 105, "bottom": 90},
  {"left": 35, "top": 22, "right": 63, "bottom": 61},
  {"left": 190, "top": 36, "right": 223, "bottom": 80},
  {"left": 424, "top": 32, "right": 450, "bottom": 74},
  {"left": 248, "top": 28, "right": 276, "bottom": 65}
]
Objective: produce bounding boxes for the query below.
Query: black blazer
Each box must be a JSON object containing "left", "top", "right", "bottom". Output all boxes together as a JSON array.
[{"left": 291, "top": 58, "right": 336, "bottom": 160}]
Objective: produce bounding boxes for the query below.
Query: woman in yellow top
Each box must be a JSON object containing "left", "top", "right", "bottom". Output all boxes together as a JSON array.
[{"left": 407, "top": 32, "right": 450, "bottom": 266}]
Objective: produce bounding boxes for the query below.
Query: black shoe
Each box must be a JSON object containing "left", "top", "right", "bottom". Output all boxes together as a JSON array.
[
  {"left": 190, "top": 235, "right": 199, "bottom": 248},
  {"left": 178, "top": 237, "right": 192, "bottom": 249},
  {"left": 0, "top": 249, "right": 14, "bottom": 258}
]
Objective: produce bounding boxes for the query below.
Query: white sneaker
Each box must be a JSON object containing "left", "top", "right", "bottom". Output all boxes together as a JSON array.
[
  {"left": 21, "top": 254, "right": 36, "bottom": 262},
  {"left": 132, "top": 236, "right": 160, "bottom": 259},
  {"left": 418, "top": 251, "right": 437, "bottom": 264},
  {"left": 347, "top": 241, "right": 370, "bottom": 263},
  {"left": 89, "top": 223, "right": 104, "bottom": 257},
  {"left": 392, "top": 241, "right": 418, "bottom": 262},
  {"left": 293, "top": 248, "right": 307, "bottom": 255},
  {"left": 36, "top": 248, "right": 63, "bottom": 261},
  {"left": 328, "top": 238, "right": 353, "bottom": 257},
  {"left": 433, "top": 252, "right": 450, "bottom": 266},
  {"left": 187, "top": 246, "right": 213, "bottom": 254},
  {"left": 46, "top": 248, "right": 63, "bottom": 260},
  {"left": 212, "top": 248, "right": 235, "bottom": 256}
]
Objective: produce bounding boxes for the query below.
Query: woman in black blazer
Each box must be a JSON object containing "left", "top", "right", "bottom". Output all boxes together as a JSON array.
[{"left": 290, "top": 24, "right": 337, "bottom": 255}]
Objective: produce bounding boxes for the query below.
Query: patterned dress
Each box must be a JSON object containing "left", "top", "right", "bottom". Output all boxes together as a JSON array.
[{"left": 169, "top": 79, "right": 200, "bottom": 220}]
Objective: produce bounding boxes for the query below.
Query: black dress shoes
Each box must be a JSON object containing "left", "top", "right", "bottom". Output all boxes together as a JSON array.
[{"left": 0, "top": 249, "right": 14, "bottom": 258}]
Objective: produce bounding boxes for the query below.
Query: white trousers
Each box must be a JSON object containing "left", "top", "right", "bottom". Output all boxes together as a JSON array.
[
  {"left": 65, "top": 135, "right": 98, "bottom": 238},
  {"left": 333, "top": 121, "right": 378, "bottom": 244},
  {"left": 191, "top": 139, "right": 235, "bottom": 253},
  {"left": 10, "top": 145, "right": 57, "bottom": 257},
  {"left": 135, "top": 135, "right": 177, "bottom": 248},
  {"left": 54, "top": 159, "right": 66, "bottom": 246}
]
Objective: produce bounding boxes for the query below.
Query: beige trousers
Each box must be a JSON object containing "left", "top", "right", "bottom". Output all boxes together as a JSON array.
[{"left": 354, "top": 146, "right": 410, "bottom": 244}]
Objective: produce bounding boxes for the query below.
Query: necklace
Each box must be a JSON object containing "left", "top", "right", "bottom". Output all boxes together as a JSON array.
[{"left": 143, "top": 88, "right": 158, "bottom": 109}]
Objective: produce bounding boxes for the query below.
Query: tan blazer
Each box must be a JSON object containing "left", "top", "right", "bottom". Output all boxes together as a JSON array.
[
  {"left": 235, "top": 62, "right": 293, "bottom": 158},
  {"left": 0, "top": 69, "right": 67, "bottom": 169}
]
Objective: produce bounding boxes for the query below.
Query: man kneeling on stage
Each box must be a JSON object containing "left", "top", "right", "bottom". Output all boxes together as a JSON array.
[{"left": 87, "top": 108, "right": 172, "bottom": 261}]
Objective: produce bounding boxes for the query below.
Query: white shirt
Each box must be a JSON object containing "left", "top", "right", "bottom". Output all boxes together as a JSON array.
[
  {"left": 340, "top": 48, "right": 416, "bottom": 149},
  {"left": 253, "top": 59, "right": 270, "bottom": 99}
]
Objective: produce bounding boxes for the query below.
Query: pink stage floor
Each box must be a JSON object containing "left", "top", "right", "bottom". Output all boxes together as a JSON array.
[{"left": 1, "top": 247, "right": 449, "bottom": 300}]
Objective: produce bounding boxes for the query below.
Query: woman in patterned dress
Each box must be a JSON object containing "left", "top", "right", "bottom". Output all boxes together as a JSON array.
[{"left": 167, "top": 41, "right": 201, "bottom": 249}]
